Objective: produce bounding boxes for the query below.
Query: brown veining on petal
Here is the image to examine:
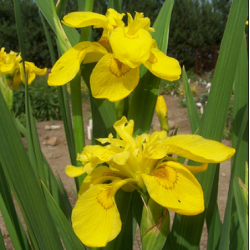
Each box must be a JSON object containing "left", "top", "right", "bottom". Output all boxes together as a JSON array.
[
  {"left": 96, "top": 186, "right": 115, "bottom": 210},
  {"left": 149, "top": 166, "right": 178, "bottom": 190},
  {"left": 109, "top": 57, "right": 131, "bottom": 78}
]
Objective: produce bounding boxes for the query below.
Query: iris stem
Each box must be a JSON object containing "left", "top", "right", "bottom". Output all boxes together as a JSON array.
[
  {"left": 70, "top": 72, "right": 85, "bottom": 191},
  {"left": 79, "top": 0, "right": 94, "bottom": 42}
]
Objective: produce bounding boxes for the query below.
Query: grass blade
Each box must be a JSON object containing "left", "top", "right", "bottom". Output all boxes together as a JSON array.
[
  {"left": 0, "top": 229, "right": 6, "bottom": 250},
  {"left": 0, "top": 164, "right": 31, "bottom": 250},
  {"left": 233, "top": 176, "right": 248, "bottom": 249},
  {"left": 0, "top": 193, "right": 23, "bottom": 250},
  {"left": 0, "top": 90, "right": 63, "bottom": 250},
  {"left": 35, "top": 0, "right": 79, "bottom": 48},
  {"left": 218, "top": 102, "right": 248, "bottom": 250},
  {"left": 182, "top": 66, "right": 201, "bottom": 133}
]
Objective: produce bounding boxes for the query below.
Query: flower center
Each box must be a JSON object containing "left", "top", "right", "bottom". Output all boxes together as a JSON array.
[
  {"left": 98, "top": 36, "right": 113, "bottom": 53},
  {"left": 109, "top": 57, "right": 131, "bottom": 78}
]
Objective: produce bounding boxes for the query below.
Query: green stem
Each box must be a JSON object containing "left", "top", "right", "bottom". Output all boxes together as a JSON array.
[
  {"left": 70, "top": 73, "right": 85, "bottom": 191},
  {"left": 79, "top": 0, "right": 94, "bottom": 42}
]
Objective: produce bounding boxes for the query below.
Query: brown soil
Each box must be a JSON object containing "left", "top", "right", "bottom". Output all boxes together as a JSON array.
[{"left": 1, "top": 95, "right": 232, "bottom": 250}]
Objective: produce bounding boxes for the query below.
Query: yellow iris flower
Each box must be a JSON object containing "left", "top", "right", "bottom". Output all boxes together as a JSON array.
[
  {"left": 48, "top": 9, "right": 181, "bottom": 102},
  {"left": 66, "top": 116, "right": 235, "bottom": 247},
  {"left": 0, "top": 47, "right": 47, "bottom": 89},
  {"left": 156, "top": 95, "right": 169, "bottom": 132},
  {"left": 0, "top": 47, "right": 21, "bottom": 76}
]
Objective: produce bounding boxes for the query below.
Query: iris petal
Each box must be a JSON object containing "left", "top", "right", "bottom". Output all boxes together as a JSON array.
[
  {"left": 142, "top": 161, "right": 204, "bottom": 215},
  {"left": 72, "top": 183, "right": 122, "bottom": 247},
  {"left": 165, "top": 134, "right": 235, "bottom": 163},
  {"left": 48, "top": 42, "right": 106, "bottom": 86},
  {"left": 110, "top": 27, "right": 152, "bottom": 68},
  {"left": 143, "top": 48, "right": 181, "bottom": 81},
  {"left": 90, "top": 54, "right": 139, "bottom": 101},
  {"left": 62, "top": 12, "right": 110, "bottom": 30}
]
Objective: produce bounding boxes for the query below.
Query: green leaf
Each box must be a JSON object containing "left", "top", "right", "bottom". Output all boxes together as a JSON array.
[
  {"left": 35, "top": 0, "right": 79, "bottom": 49},
  {"left": 141, "top": 199, "right": 170, "bottom": 250},
  {"left": 0, "top": 229, "right": 6, "bottom": 250},
  {"left": 70, "top": 74, "right": 86, "bottom": 191},
  {"left": 233, "top": 176, "right": 248, "bottom": 249},
  {"left": 206, "top": 166, "right": 222, "bottom": 250},
  {"left": 0, "top": 193, "right": 23, "bottom": 250},
  {"left": 108, "top": 0, "right": 122, "bottom": 12},
  {"left": 232, "top": 34, "right": 248, "bottom": 180},
  {"left": 218, "top": 32, "right": 249, "bottom": 250},
  {"left": 182, "top": 67, "right": 201, "bottom": 133},
  {"left": 0, "top": 90, "right": 63, "bottom": 249},
  {"left": 0, "top": 163, "right": 31, "bottom": 250},
  {"left": 218, "top": 103, "right": 248, "bottom": 250},
  {"left": 167, "top": 0, "right": 248, "bottom": 248}
]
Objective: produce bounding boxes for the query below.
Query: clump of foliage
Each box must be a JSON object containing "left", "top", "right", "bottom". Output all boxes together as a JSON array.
[{"left": 13, "top": 76, "right": 61, "bottom": 125}]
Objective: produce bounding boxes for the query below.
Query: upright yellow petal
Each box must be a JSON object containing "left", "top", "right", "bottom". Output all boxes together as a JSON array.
[
  {"left": 142, "top": 161, "right": 204, "bottom": 215},
  {"left": 156, "top": 95, "right": 167, "bottom": 118},
  {"left": 72, "top": 183, "right": 122, "bottom": 247},
  {"left": 110, "top": 27, "right": 153, "bottom": 68},
  {"left": 62, "top": 12, "right": 110, "bottom": 30},
  {"left": 113, "top": 116, "right": 136, "bottom": 147},
  {"left": 106, "top": 8, "right": 125, "bottom": 28},
  {"left": 48, "top": 42, "right": 106, "bottom": 86},
  {"left": 143, "top": 48, "right": 181, "bottom": 81},
  {"left": 90, "top": 53, "right": 139, "bottom": 102},
  {"left": 164, "top": 134, "right": 235, "bottom": 163}
]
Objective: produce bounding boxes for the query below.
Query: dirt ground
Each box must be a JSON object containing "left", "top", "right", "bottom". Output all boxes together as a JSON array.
[{"left": 1, "top": 94, "right": 232, "bottom": 250}]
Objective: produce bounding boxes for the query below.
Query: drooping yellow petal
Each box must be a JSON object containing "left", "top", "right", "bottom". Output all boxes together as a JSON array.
[
  {"left": 26, "top": 62, "right": 47, "bottom": 75},
  {"left": 65, "top": 165, "right": 86, "bottom": 177},
  {"left": 143, "top": 48, "right": 181, "bottom": 81},
  {"left": 62, "top": 12, "right": 110, "bottom": 30},
  {"left": 184, "top": 163, "right": 208, "bottom": 174},
  {"left": 110, "top": 27, "right": 153, "bottom": 68},
  {"left": 72, "top": 183, "right": 122, "bottom": 247},
  {"left": 19, "top": 62, "right": 47, "bottom": 85},
  {"left": 48, "top": 42, "right": 107, "bottom": 86},
  {"left": 164, "top": 134, "right": 235, "bottom": 163},
  {"left": 90, "top": 53, "right": 139, "bottom": 102},
  {"left": 142, "top": 161, "right": 204, "bottom": 215}
]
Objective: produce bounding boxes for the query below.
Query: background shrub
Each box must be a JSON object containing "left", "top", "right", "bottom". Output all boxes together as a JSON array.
[{"left": 13, "top": 75, "right": 62, "bottom": 125}]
